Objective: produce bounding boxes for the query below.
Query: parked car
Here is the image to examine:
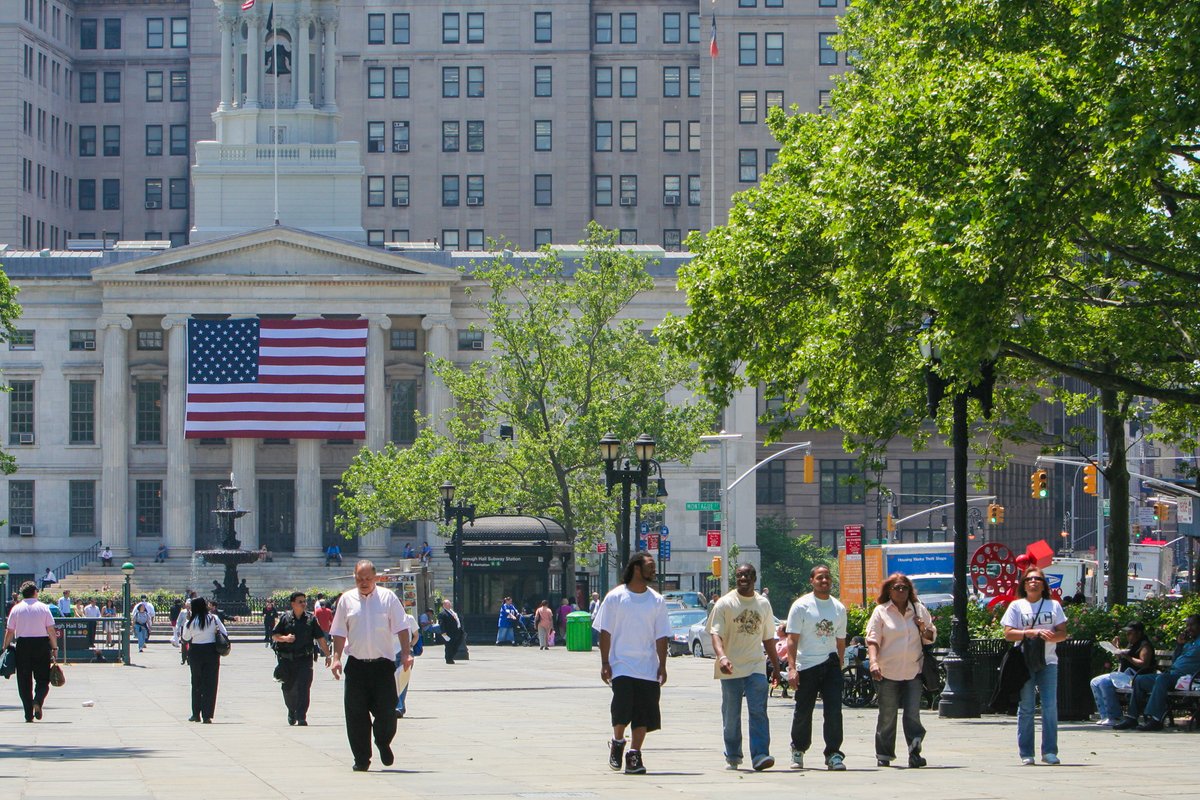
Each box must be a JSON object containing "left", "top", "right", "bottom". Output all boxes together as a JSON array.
[
  {"left": 668, "top": 609, "right": 710, "bottom": 656},
  {"left": 661, "top": 591, "right": 708, "bottom": 610},
  {"left": 910, "top": 573, "right": 955, "bottom": 610},
  {"left": 688, "top": 620, "right": 713, "bottom": 658}
]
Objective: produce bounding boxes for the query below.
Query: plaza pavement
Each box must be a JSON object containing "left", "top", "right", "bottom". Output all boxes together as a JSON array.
[{"left": 2, "top": 641, "right": 1197, "bottom": 800}]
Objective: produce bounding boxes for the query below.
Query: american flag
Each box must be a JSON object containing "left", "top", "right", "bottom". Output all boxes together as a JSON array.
[
  {"left": 241, "top": 0, "right": 255, "bottom": 11},
  {"left": 710, "top": 14, "right": 719, "bottom": 58},
  {"left": 185, "top": 318, "right": 368, "bottom": 439}
]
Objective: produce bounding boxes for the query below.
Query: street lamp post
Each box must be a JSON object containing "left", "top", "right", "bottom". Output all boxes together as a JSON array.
[
  {"left": 440, "top": 481, "right": 473, "bottom": 661},
  {"left": 121, "top": 562, "right": 135, "bottom": 666},
  {"left": 0, "top": 562, "right": 9, "bottom": 637},
  {"left": 600, "top": 433, "right": 666, "bottom": 569}
]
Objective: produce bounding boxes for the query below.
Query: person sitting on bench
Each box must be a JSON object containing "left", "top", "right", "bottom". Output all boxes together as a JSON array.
[{"left": 1114, "top": 614, "right": 1200, "bottom": 731}]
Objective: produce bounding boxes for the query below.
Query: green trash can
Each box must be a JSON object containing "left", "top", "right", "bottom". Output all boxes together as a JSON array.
[{"left": 566, "top": 611, "right": 593, "bottom": 652}]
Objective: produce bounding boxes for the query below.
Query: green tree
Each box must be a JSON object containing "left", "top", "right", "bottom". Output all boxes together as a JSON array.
[
  {"left": 0, "top": 264, "right": 22, "bottom": 479},
  {"left": 755, "top": 515, "right": 835, "bottom": 607},
  {"left": 338, "top": 224, "right": 715, "bottom": 575},
  {"left": 664, "top": 0, "right": 1200, "bottom": 606}
]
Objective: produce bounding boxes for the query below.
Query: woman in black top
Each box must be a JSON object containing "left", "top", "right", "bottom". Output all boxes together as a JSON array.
[{"left": 1090, "top": 621, "right": 1155, "bottom": 726}]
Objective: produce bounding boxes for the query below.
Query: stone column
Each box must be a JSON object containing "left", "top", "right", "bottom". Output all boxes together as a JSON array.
[
  {"left": 162, "top": 315, "right": 193, "bottom": 554},
  {"left": 321, "top": 18, "right": 338, "bottom": 111},
  {"left": 99, "top": 314, "right": 132, "bottom": 555},
  {"left": 245, "top": 13, "right": 262, "bottom": 108},
  {"left": 421, "top": 315, "right": 455, "bottom": 435},
  {"left": 296, "top": 15, "right": 313, "bottom": 108},
  {"left": 358, "top": 315, "right": 392, "bottom": 557},
  {"left": 218, "top": 15, "right": 235, "bottom": 110},
  {"left": 295, "top": 439, "right": 323, "bottom": 557},
  {"left": 231, "top": 438, "right": 257, "bottom": 549}
]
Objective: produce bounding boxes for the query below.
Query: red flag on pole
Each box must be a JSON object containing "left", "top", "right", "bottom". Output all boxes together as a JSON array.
[
  {"left": 241, "top": 0, "right": 255, "bottom": 10},
  {"left": 710, "top": 14, "right": 719, "bottom": 58}
]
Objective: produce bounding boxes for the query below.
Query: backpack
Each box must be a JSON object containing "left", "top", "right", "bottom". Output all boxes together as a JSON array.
[{"left": 134, "top": 604, "right": 151, "bottom": 625}]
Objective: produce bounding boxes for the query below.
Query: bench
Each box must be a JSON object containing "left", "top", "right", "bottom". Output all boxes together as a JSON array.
[{"left": 1112, "top": 649, "right": 1200, "bottom": 730}]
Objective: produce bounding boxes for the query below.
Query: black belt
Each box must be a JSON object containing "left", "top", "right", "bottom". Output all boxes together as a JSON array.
[
  {"left": 276, "top": 650, "right": 313, "bottom": 660},
  {"left": 349, "top": 656, "right": 392, "bottom": 663}
]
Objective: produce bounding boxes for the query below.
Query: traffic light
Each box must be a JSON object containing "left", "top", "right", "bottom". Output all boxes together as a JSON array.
[
  {"left": 1154, "top": 502, "right": 1169, "bottom": 523},
  {"left": 1082, "top": 464, "right": 1097, "bottom": 496},
  {"left": 803, "top": 454, "right": 814, "bottom": 484},
  {"left": 886, "top": 513, "right": 895, "bottom": 533},
  {"left": 1031, "top": 469, "right": 1048, "bottom": 499},
  {"left": 987, "top": 503, "right": 998, "bottom": 524},
  {"left": 711, "top": 556, "right": 722, "bottom": 578},
  {"left": 996, "top": 505, "right": 1006, "bottom": 524}
]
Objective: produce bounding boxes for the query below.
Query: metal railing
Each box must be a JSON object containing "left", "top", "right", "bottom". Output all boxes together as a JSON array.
[{"left": 48, "top": 540, "right": 103, "bottom": 586}]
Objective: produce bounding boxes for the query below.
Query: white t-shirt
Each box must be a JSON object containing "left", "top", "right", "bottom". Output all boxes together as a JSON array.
[
  {"left": 786, "top": 593, "right": 847, "bottom": 671},
  {"left": 592, "top": 585, "right": 672, "bottom": 682},
  {"left": 707, "top": 590, "right": 775, "bottom": 679},
  {"left": 1001, "top": 597, "right": 1067, "bottom": 666}
]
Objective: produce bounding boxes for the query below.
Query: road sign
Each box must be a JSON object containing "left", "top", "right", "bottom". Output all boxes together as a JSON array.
[
  {"left": 844, "top": 524, "right": 863, "bottom": 557},
  {"left": 686, "top": 501, "right": 721, "bottom": 511},
  {"left": 660, "top": 540, "right": 671, "bottom": 560},
  {"left": 646, "top": 533, "right": 660, "bottom": 552},
  {"left": 706, "top": 530, "right": 721, "bottom": 552},
  {"left": 640, "top": 522, "right": 649, "bottom": 535},
  {"left": 597, "top": 542, "right": 608, "bottom": 554},
  {"left": 1137, "top": 507, "right": 1156, "bottom": 527},
  {"left": 1180, "top": 497, "right": 1193, "bottom": 525},
  {"left": 659, "top": 525, "right": 669, "bottom": 537}
]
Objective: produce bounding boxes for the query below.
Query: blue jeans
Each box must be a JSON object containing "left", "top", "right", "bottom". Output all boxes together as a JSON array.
[
  {"left": 135, "top": 623, "right": 150, "bottom": 651},
  {"left": 1129, "top": 672, "right": 1177, "bottom": 722},
  {"left": 720, "top": 672, "right": 771, "bottom": 764},
  {"left": 496, "top": 626, "right": 514, "bottom": 645},
  {"left": 1017, "top": 663, "right": 1058, "bottom": 759},
  {"left": 1089, "top": 673, "right": 1124, "bottom": 721}
]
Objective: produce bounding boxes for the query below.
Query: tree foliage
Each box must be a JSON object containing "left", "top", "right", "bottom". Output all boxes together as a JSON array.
[
  {"left": 337, "top": 224, "right": 716, "bottom": 553},
  {"left": 756, "top": 515, "right": 836, "bottom": 606},
  {"left": 663, "top": 0, "right": 1200, "bottom": 605}
]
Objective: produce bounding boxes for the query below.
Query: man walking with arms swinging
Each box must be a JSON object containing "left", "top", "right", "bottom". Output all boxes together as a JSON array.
[{"left": 786, "top": 564, "right": 848, "bottom": 770}]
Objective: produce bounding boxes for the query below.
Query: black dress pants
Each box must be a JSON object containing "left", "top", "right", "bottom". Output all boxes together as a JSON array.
[
  {"left": 281, "top": 658, "right": 315, "bottom": 721},
  {"left": 188, "top": 643, "right": 221, "bottom": 721},
  {"left": 443, "top": 630, "right": 463, "bottom": 663},
  {"left": 15, "top": 637, "right": 52, "bottom": 721},
  {"left": 343, "top": 657, "right": 398, "bottom": 767},
  {"left": 790, "top": 653, "right": 844, "bottom": 760}
]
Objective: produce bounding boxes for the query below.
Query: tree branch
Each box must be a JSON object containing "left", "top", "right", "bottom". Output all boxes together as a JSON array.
[{"left": 1001, "top": 342, "right": 1200, "bottom": 405}]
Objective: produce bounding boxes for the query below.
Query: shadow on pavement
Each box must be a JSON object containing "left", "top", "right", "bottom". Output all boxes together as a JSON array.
[{"left": 0, "top": 744, "right": 157, "bottom": 760}]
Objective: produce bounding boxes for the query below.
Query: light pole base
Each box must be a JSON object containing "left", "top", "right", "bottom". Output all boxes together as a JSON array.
[
  {"left": 455, "top": 639, "right": 470, "bottom": 661},
  {"left": 937, "top": 652, "right": 981, "bottom": 718}
]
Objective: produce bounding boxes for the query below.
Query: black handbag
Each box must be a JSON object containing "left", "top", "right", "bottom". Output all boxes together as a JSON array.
[
  {"left": 915, "top": 604, "right": 940, "bottom": 692},
  {"left": 213, "top": 623, "right": 232, "bottom": 657},
  {"left": 0, "top": 645, "right": 16, "bottom": 679}
]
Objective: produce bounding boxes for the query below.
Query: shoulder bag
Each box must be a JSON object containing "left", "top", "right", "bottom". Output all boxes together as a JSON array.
[
  {"left": 212, "top": 617, "right": 232, "bottom": 657},
  {"left": 915, "top": 603, "right": 941, "bottom": 692}
]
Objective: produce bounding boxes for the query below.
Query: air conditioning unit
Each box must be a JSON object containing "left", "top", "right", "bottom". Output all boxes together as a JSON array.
[
  {"left": 394, "top": 198, "right": 409, "bottom": 207},
  {"left": 18, "top": 433, "right": 35, "bottom": 445},
  {"left": 16, "top": 525, "right": 34, "bottom": 536},
  {"left": 470, "top": 339, "right": 484, "bottom": 350},
  {"left": 466, "top": 197, "right": 483, "bottom": 206},
  {"left": 394, "top": 143, "right": 410, "bottom": 153},
  {"left": 619, "top": 197, "right": 636, "bottom": 206},
  {"left": 663, "top": 194, "right": 680, "bottom": 206},
  {"left": 83, "top": 340, "right": 97, "bottom": 350},
  {"left": 145, "top": 200, "right": 161, "bottom": 210}
]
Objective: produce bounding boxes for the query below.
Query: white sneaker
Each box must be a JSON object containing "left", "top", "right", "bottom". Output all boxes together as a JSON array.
[
  {"left": 1095, "top": 718, "right": 1114, "bottom": 726},
  {"left": 1021, "top": 757, "right": 1035, "bottom": 766}
]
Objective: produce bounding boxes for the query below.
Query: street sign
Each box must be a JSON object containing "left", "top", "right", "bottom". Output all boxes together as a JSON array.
[
  {"left": 844, "top": 524, "right": 864, "bottom": 557},
  {"left": 640, "top": 522, "right": 649, "bottom": 535},
  {"left": 597, "top": 542, "right": 608, "bottom": 554},
  {"left": 1137, "top": 507, "right": 1156, "bottom": 527},
  {"left": 646, "top": 533, "right": 660, "bottom": 552},
  {"left": 660, "top": 540, "right": 671, "bottom": 560},
  {"left": 638, "top": 536, "right": 647, "bottom": 551},
  {"left": 1179, "top": 497, "right": 1193, "bottom": 525},
  {"left": 706, "top": 530, "right": 721, "bottom": 552},
  {"left": 686, "top": 501, "right": 721, "bottom": 511},
  {"left": 659, "top": 525, "right": 669, "bottom": 537}
]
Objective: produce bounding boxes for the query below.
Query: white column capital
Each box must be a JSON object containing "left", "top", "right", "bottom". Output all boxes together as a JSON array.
[
  {"left": 421, "top": 315, "right": 455, "bottom": 332},
  {"left": 298, "top": 13, "right": 317, "bottom": 28},
  {"left": 321, "top": 17, "right": 339, "bottom": 34},
  {"left": 368, "top": 314, "right": 393, "bottom": 331},
  {"left": 98, "top": 314, "right": 132, "bottom": 331},
  {"left": 161, "top": 314, "right": 189, "bottom": 331},
  {"left": 217, "top": 14, "right": 239, "bottom": 33}
]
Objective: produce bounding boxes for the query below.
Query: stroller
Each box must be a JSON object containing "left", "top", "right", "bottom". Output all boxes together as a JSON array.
[{"left": 514, "top": 613, "right": 539, "bottom": 647}]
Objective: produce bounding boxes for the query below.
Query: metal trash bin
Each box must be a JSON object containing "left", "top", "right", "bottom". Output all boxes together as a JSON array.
[
  {"left": 970, "top": 638, "right": 1011, "bottom": 713},
  {"left": 566, "top": 611, "right": 593, "bottom": 652},
  {"left": 1055, "top": 638, "right": 1096, "bottom": 721}
]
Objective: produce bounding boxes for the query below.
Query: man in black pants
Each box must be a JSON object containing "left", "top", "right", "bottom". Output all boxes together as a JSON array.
[
  {"left": 437, "top": 598, "right": 464, "bottom": 664},
  {"left": 272, "top": 591, "right": 332, "bottom": 726},
  {"left": 3, "top": 581, "right": 59, "bottom": 722},
  {"left": 330, "top": 561, "right": 414, "bottom": 772}
]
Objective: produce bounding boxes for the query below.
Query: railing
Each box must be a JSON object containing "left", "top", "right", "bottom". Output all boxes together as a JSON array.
[{"left": 48, "top": 540, "right": 103, "bottom": 586}]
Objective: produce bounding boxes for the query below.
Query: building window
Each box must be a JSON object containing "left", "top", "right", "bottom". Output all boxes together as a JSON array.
[
  {"left": 442, "top": 121, "right": 460, "bottom": 152},
  {"left": 103, "top": 125, "right": 120, "bottom": 157},
  {"left": 739, "top": 91, "right": 757, "bottom": 123},
  {"left": 619, "top": 230, "right": 637, "bottom": 245},
  {"left": 102, "top": 179, "right": 120, "bottom": 210},
  {"left": 367, "top": 175, "right": 385, "bottom": 206},
  {"left": 147, "top": 18, "right": 164, "bottom": 48},
  {"left": 390, "top": 229, "right": 410, "bottom": 243},
  {"left": 466, "top": 174, "right": 484, "bottom": 206},
  {"left": 467, "top": 120, "right": 484, "bottom": 151},
  {"left": 170, "top": 125, "right": 188, "bottom": 156},
  {"left": 441, "top": 230, "right": 460, "bottom": 250},
  {"left": 534, "top": 12, "right": 552, "bottom": 43},
  {"left": 619, "top": 175, "right": 637, "bottom": 206},
  {"left": 391, "top": 175, "right": 410, "bottom": 206},
  {"left": 765, "top": 0, "right": 784, "bottom": 6},
  {"left": 595, "top": 175, "right": 613, "bottom": 206},
  {"left": 739, "top": 33, "right": 757, "bottom": 66},
  {"left": 145, "top": 178, "right": 163, "bottom": 208},
  {"left": 135, "top": 379, "right": 163, "bottom": 444},
  {"left": 68, "top": 380, "right": 95, "bottom": 445},
  {"left": 739, "top": 149, "right": 759, "bottom": 182},
  {"left": 146, "top": 70, "right": 164, "bottom": 102},
  {"left": 663, "top": 229, "right": 682, "bottom": 252},
  {"left": 8, "top": 380, "right": 34, "bottom": 445},
  {"left": 79, "top": 126, "right": 96, "bottom": 157},
  {"left": 595, "top": 121, "right": 612, "bottom": 151},
  {"left": 901, "top": 459, "right": 947, "bottom": 506},
  {"left": 620, "top": 120, "right": 637, "bottom": 152},
  {"left": 820, "top": 459, "right": 866, "bottom": 504},
  {"left": 740, "top": 0, "right": 757, "bottom": 6},
  {"left": 392, "top": 121, "right": 410, "bottom": 152},
  {"left": 689, "top": 66, "right": 701, "bottom": 97},
  {"left": 368, "top": 67, "right": 385, "bottom": 98},
  {"left": 80, "top": 72, "right": 96, "bottom": 102},
  {"left": 757, "top": 460, "right": 786, "bottom": 504},
  {"left": 390, "top": 330, "right": 417, "bottom": 350},
  {"left": 103, "top": 72, "right": 121, "bottom": 102},
  {"left": 689, "top": 12, "right": 701, "bottom": 43},
  {"left": 170, "top": 71, "right": 188, "bottom": 101},
  {"left": 170, "top": 17, "right": 188, "bottom": 48},
  {"left": 367, "top": 13, "right": 385, "bottom": 44},
  {"left": 467, "top": 13, "right": 484, "bottom": 43},
  {"left": 8, "top": 481, "right": 34, "bottom": 531},
  {"left": 689, "top": 175, "right": 701, "bottom": 205},
  {"left": 465, "top": 66, "right": 485, "bottom": 98},
  {"left": 766, "top": 90, "right": 784, "bottom": 110},
  {"left": 698, "top": 479, "right": 720, "bottom": 536},
  {"left": 137, "top": 329, "right": 163, "bottom": 350},
  {"left": 367, "top": 121, "right": 385, "bottom": 152},
  {"left": 663, "top": 66, "right": 680, "bottom": 97},
  {"left": 9, "top": 330, "right": 34, "bottom": 350},
  {"left": 820, "top": 0, "right": 839, "bottom": 6},
  {"left": 69, "top": 481, "right": 96, "bottom": 536},
  {"left": 620, "top": 67, "right": 637, "bottom": 97},
  {"left": 458, "top": 330, "right": 484, "bottom": 351},
  {"left": 595, "top": 67, "right": 612, "bottom": 97},
  {"left": 534, "top": 66, "right": 552, "bottom": 97},
  {"left": 663, "top": 13, "right": 681, "bottom": 44},
  {"left": 443, "top": 13, "right": 460, "bottom": 43},
  {"left": 688, "top": 120, "right": 701, "bottom": 151},
  {"left": 393, "top": 13, "right": 410, "bottom": 44},
  {"left": 367, "top": 230, "right": 385, "bottom": 248},
  {"left": 136, "top": 480, "right": 163, "bottom": 536},
  {"left": 534, "top": 174, "right": 552, "bottom": 205},
  {"left": 765, "top": 33, "right": 784, "bottom": 65},
  {"left": 766, "top": 148, "right": 779, "bottom": 170},
  {"left": 663, "top": 175, "right": 681, "bottom": 205},
  {"left": 534, "top": 120, "right": 552, "bottom": 151},
  {"left": 663, "top": 121, "right": 681, "bottom": 152},
  {"left": 79, "top": 179, "right": 96, "bottom": 210},
  {"left": 442, "top": 175, "right": 460, "bottom": 206},
  {"left": 443, "top": 67, "right": 460, "bottom": 98},
  {"left": 104, "top": 18, "right": 121, "bottom": 49},
  {"left": 819, "top": 33, "right": 838, "bottom": 65},
  {"left": 466, "top": 229, "right": 485, "bottom": 251},
  {"left": 534, "top": 229, "right": 553, "bottom": 248},
  {"left": 69, "top": 330, "right": 96, "bottom": 351},
  {"left": 390, "top": 380, "right": 418, "bottom": 444},
  {"left": 392, "top": 67, "right": 409, "bottom": 98},
  {"left": 80, "top": 18, "right": 97, "bottom": 49},
  {"left": 595, "top": 13, "right": 612, "bottom": 44},
  {"left": 619, "top": 13, "right": 637, "bottom": 44}
]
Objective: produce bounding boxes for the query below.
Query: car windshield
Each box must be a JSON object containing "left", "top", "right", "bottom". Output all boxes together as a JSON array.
[
  {"left": 913, "top": 577, "right": 954, "bottom": 596},
  {"left": 669, "top": 610, "right": 708, "bottom": 629}
]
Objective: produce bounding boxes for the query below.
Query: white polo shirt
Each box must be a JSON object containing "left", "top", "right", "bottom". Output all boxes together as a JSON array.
[{"left": 330, "top": 586, "right": 410, "bottom": 660}]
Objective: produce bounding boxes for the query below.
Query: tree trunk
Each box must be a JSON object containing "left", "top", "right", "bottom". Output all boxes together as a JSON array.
[{"left": 1101, "top": 388, "right": 1130, "bottom": 606}]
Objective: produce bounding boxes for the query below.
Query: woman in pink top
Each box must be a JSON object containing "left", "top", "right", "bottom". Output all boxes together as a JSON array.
[
  {"left": 534, "top": 600, "right": 555, "bottom": 650},
  {"left": 865, "top": 572, "right": 936, "bottom": 769}
]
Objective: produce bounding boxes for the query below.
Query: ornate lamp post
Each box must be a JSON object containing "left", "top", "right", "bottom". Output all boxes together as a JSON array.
[
  {"left": 440, "top": 481, "right": 473, "bottom": 661},
  {"left": 600, "top": 433, "right": 665, "bottom": 569},
  {"left": 121, "top": 562, "right": 135, "bottom": 666}
]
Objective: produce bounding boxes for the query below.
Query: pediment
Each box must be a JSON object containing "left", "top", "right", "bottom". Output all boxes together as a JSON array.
[{"left": 91, "top": 226, "right": 460, "bottom": 284}]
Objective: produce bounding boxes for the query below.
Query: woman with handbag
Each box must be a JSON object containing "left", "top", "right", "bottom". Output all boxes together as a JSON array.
[
  {"left": 1001, "top": 566, "right": 1068, "bottom": 765},
  {"left": 181, "top": 597, "right": 229, "bottom": 723},
  {"left": 866, "top": 572, "right": 936, "bottom": 768}
]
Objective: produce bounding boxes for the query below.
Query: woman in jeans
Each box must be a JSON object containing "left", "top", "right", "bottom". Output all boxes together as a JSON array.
[
  {"left": 1001, "top": 567, "right": 1068, "bottom": 765},
  {"left": 865, "top": 572, "right": 936, "bottom": 768},
  {"left": 181, "top": 597, "right": 229, "bottom": 723},
  {"left": 1090, "top": 621, "right": 1155, "bottom": 726}
]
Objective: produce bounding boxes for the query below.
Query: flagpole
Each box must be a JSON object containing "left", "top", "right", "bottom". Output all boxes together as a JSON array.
[
  {"left": 709, "top": 4, "right": 717, "bottom": 232},
  {"left": 272, "top": 3, "right": 280, "bottom": 225}
]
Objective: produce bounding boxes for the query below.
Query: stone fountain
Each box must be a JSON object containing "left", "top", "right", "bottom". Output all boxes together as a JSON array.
[{"left": 194, "top": 476, "right": 259, "bottom": 614}]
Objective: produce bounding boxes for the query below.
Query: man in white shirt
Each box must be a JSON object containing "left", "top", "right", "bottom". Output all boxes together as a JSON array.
[
  {"left": 592, "top": 551, "right": 672, "bottom": 775},
  {"left": 785, "top": 564, "right": 848, "bottom": 771},
  {"left": 330, "top": 560, "right": 414, "bottom": 772},
  {"left": 83, "top": 598, "right": 102, "bottom": 657},
  {"left": 56, "top": 590, "right": 72, "bottom": 617}
]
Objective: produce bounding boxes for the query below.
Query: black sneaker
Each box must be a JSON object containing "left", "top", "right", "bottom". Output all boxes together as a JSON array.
[
  {"left": 624, "top": 750, "right": 646, "bottom": 775},
  {"left": 1112, "top": 717, "right": 1138, "bottom": 730},
  {"left": 608, "top": 739, "right": 627, "bottom": 771}
]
